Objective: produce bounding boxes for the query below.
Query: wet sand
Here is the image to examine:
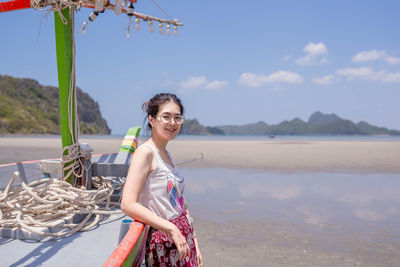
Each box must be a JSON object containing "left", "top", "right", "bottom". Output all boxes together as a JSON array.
[
  {"left": 184, "top": 168, "right": 400, "bottom": 267},
  {"left": 193, "top": 215, "right": 400, "bottom": 267},
  {"left": 1, "top": 137, "right": 400, "bottom": 173}
]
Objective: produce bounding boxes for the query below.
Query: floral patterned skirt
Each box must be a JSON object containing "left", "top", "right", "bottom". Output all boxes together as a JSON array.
[{"left": 145, "top": 214, "right": 198, "bottom": 267}]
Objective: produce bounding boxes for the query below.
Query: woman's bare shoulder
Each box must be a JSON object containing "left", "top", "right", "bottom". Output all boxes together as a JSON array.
[{"left": 132, "top": 144, "right": 154, "bottom": 162}]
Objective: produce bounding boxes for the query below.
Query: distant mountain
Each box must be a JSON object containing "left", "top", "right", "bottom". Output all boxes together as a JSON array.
[
  {"left": 180, "top": 119, "right": 225, "bottom": 135},
  {"left": 180, "top": 119, "right": 207, "bottom": 135},
  {"left": 356, "top": 121, "right": 400, "bottom": 135},
  {"left": 267, "top": 118, "right": 311, "bottom": 135},
  {"left": 301, "top": 112, "right": 399, "bottom": 135},
  {"left": 0, "top": 74, "right": 111, "bottom": 134},
  {"left": 217, "top": 121, "right": 269, "bottom": 135},
  {"left": 308, "top": 111, "right": 342, "bottom": 125},
  {"left": 183, "top": 111, "right": 400, "bottom": 135}
]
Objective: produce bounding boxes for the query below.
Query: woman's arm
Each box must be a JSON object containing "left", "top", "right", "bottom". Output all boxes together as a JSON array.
[
  {"left": 121, "top": 146, "right": 172, "bottom": 231},
  {"left": 121, "top": 146, "right": 190, "bottom": 261}
]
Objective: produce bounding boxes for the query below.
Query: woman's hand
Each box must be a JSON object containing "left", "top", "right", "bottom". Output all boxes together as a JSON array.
[
  {"left": 169, "top": 224, "right": 190, "bottom": 261},
  {"left": 196, "top": 248, "right": 203, "bottom": 267},
  {"left": 192, "top": 231, "right": 202, "bottom": 267}
]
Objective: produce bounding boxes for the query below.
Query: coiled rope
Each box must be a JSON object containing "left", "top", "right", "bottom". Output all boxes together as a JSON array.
[{"left": 0, "top": 172, "right": 122, "bottom": 238}]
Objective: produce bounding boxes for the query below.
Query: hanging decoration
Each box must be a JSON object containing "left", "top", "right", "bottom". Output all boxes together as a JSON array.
[{"left": 0, "top": 0, "right": 183, "bottom": 37}]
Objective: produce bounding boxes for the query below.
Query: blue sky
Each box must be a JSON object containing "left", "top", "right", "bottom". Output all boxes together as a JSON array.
[{"left": 1, "top": 0, "right": 399, "bottom": 134}]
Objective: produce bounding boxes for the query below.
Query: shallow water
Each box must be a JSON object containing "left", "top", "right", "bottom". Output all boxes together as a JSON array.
[
  {"left": 1, "top": 165, "right": 400, "bottom": 266},
  {"left": 182, "top": 168, "right": 400, "bottom": 243}
]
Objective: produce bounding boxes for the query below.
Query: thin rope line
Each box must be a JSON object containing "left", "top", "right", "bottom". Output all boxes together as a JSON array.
[
  {"left": 150, "top": 0, "right": 171, "bottom": 20},
  {"left": 36, "top": 11, "right": 44, "bottom": 43}
]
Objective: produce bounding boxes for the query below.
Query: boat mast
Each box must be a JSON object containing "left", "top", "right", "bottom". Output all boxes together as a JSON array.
[{"left": 54, "top": 8, "right": 76, "bottom": 184}]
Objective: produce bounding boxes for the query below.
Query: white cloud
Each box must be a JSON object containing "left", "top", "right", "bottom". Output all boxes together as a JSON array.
[
  {"left": 382, "top": 72, "right": 400, "bottom": 82},
  {"left": 352, "top": 50, "right": 387, "bottom": 62},
  {"left": 352, "top": 49, "right": 400, "bottom": 65},
  {"left": 178, "top": 76, "right": 228, "bottom": 92},
  {"left": 239, "top": 70, "right": 303, "bottom": 87},
  {"left": 312, "top": 74, "right": 335, "bottom": 85},
  {"left": 205, "top": 80, "right": 228, "bottom": 90},
  {"left": 304, "top": 42, "right": 328, "bottom": 55},
  {"left": 281, "top": 55, "right": 291, "bottom": 61},
  {"left": 336, "top": 67, "right": 377, "bottom": 79},
  {"left": 386, "top": 56, "right": 400, "bottom": 64},
  {"left": 238, "top": 73, "right": 264, "bottom": 87},
  {"left": 179, "top": 76, "right": 207, "bottom": 89},
  {"left": 296, "top": 42, "right": 328, "bottom": 66},
  {"left": 336, "top": 67, "right": 400, "bottom": 83},
  {"left": 267, "top": 70, "right": 304, "bottom": 83},
  {"left": 161, "top": 78, "right": 174, "bottom": 87}
]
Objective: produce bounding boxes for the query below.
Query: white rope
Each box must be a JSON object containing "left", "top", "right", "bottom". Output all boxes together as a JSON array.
[
  {"left": 63, "top": 8, "right": 83, "bottom": 185},
  {"left": 0, "top": 172, "right": 121, "bottom": 238},
  {"left": 50, "top": 7, "right": 83, "bottom": 184},
  {"left": 69, "top": 7, "right": 79, "bottom": 145},
  {"left": 30, "top": 0, "right": 76, "bottom": 25},
  {"left": 30, "top": 1, "right": 82, "bottom": 182},
  {"left": 29, "top": 2, "right": 82, "bottom": 181}
]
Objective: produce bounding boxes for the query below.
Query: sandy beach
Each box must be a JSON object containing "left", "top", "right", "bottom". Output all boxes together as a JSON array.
[
  {"left": 1, "top": 136, "right": 400, "bottom": 266},
  {"left": 1, "top": 136, "right": 400, "bottom": 173},
  {"left": 170, "top": 139, "right": 400, "bottom": 173}
]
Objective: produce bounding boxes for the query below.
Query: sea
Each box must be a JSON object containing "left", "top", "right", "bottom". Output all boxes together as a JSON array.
[
  {"left": 6, "top": 133, "right": 400, "bottom": 142},
  {"left": 79, "top": 134, "right": 400, "bottom": 142}
]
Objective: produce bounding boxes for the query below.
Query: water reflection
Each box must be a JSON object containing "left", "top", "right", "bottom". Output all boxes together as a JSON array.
[
  {"left": 239, "top": 183, "right": 302, "bottom": 200},
  {"left": 182, "top": 168, "right": 400, "bottom": 236}
]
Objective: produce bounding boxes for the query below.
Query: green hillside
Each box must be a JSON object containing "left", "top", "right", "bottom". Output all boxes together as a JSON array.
[
  {"left": 0, "top": 74, "right": 110, "bottom": 134},
  {"left": 207, "top": 111, "right": 400, "bottom": 136},
  {"left": 180, "top": 119, "right": 225, "bottom": 135}
]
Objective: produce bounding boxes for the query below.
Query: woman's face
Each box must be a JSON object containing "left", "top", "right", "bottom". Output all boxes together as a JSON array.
[{"left": 149, "top": 101, "right": 182, "bottom": 141}]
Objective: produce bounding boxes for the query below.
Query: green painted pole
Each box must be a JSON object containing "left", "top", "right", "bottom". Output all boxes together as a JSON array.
[{"left": 54, "top": 8, "right": 75, "bottom": 184}]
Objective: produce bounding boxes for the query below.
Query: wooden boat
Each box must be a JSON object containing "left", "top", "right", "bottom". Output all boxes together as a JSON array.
[{"left": 0, "top": 128, "right": 147, "bottom": 266}]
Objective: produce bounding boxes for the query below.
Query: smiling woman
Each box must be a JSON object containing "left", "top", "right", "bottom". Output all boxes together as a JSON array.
[{"left": 121, "top": 93, "right": 202, "bottom": 267}]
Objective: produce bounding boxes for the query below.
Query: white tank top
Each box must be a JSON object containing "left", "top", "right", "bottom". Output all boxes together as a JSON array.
[{"left": 138, "top": 144, "right": 188, "bottom": 220}]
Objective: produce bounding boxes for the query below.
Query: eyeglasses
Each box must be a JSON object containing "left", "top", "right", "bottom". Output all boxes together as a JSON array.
[{"left": 155, "top": 114, "right": 185, "bottom": 124}]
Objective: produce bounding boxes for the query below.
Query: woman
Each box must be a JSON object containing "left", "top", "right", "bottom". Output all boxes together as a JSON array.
[{"left": 121, "top": 93, "right": 202, "bottom": 267}]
